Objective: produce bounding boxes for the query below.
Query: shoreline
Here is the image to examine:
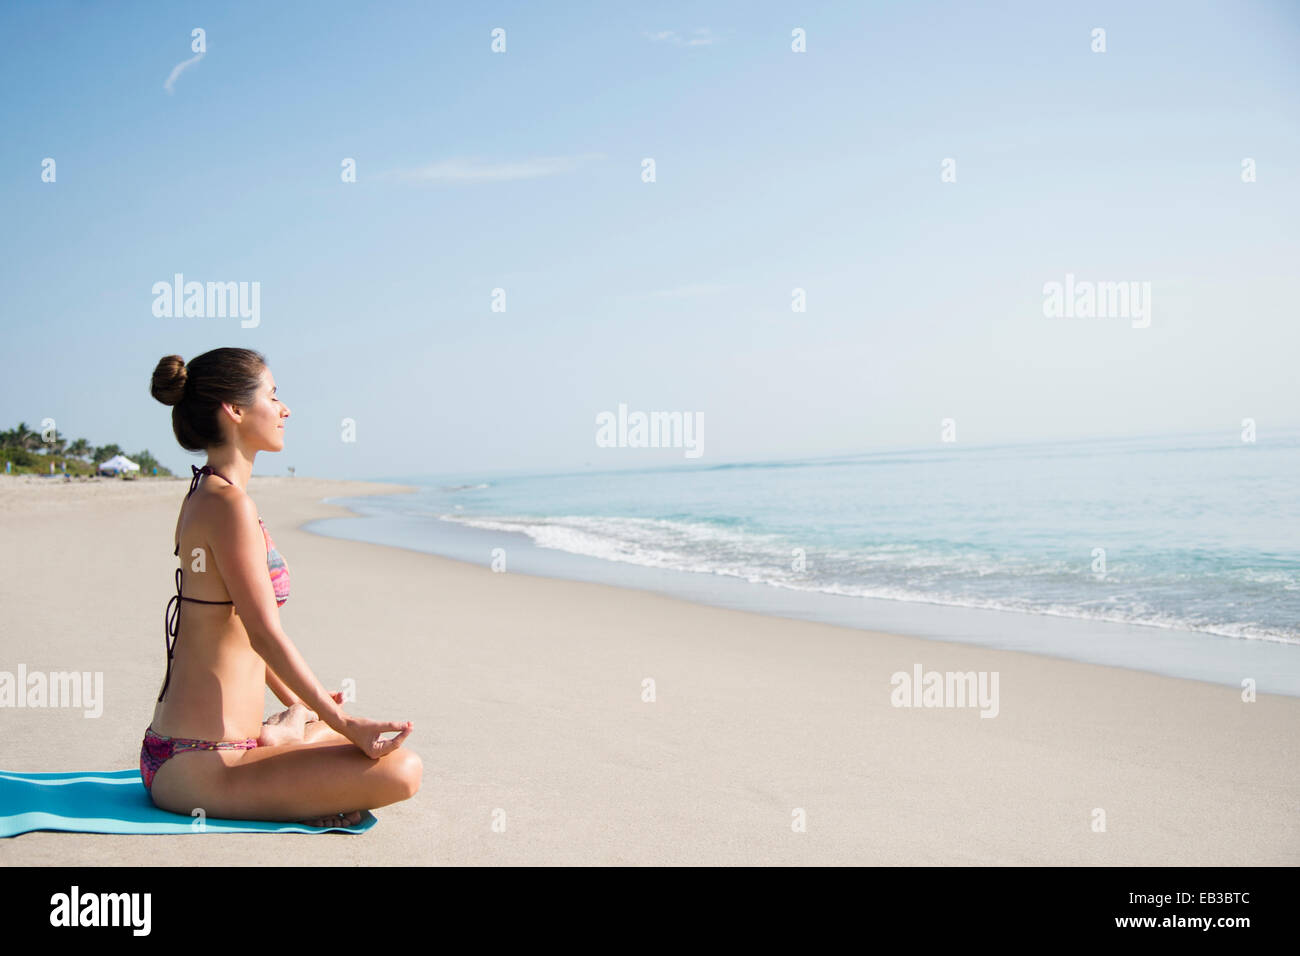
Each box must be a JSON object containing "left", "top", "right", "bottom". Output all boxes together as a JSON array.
[
  {"left": 306, "top": 488, "right": 1300, "bottom": 698},
  {"left": 1, "top": 474, "right": 1296, "bottom": 864}
]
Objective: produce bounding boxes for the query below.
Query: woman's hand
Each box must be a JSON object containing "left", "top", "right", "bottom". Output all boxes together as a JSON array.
[
  {"left": 343, "top": 715, "right": 414, "bottom": 759},
  {"left": 300, "top": 692, "right": 349, "bottom": 744}
]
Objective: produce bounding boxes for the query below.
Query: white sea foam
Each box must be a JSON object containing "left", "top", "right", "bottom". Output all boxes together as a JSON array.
[{"left": 437, "top": 512, "right": 1300, "bottom": 646}]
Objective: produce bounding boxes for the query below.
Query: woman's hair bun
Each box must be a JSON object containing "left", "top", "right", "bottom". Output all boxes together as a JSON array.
[
  {"left": 151, "top": 354, "right": 188, "bottom": 406},
  {"left": 155, "top": 347, "right": 267, "bottom": 451}
]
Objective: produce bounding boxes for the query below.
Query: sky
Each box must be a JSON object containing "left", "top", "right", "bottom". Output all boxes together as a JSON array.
[{"left": 1, "top": 0, "right": 1297, "bottom": 480}]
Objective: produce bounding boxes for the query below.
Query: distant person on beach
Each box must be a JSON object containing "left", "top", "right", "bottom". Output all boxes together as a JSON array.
[{"left": 142, "top": 347, "right": 420, "bottom": 827}]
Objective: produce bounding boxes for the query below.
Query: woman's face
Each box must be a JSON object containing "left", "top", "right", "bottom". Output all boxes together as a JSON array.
[{"left": 241, "top": 366, "right": 290, "bottom": 451}]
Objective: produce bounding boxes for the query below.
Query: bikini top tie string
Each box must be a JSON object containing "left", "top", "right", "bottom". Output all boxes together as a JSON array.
[
  {"left": 160, "top": 568, "right": 184, "bottom": 701},
  {"left": 158, "top": 464, "right": 234, "bottom": 703}
]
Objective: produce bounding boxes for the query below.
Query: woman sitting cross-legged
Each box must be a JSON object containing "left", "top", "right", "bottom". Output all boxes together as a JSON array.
[{"left": 140, "top": 347, "right": 421, "bottom": 828}]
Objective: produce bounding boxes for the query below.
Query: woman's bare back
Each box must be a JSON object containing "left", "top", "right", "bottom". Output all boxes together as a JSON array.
[{"left": 152, "top": 473, "right": 266, "bottom": 740}]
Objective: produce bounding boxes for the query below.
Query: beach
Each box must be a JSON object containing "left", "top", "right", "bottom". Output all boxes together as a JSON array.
[{"left": 0, "top": 473, "right": 1296, "bottom": 866}]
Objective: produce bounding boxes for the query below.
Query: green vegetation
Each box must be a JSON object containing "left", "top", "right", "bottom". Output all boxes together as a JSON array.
[{"left": 0, "top": 421, "right": 173, "bottom": 478}]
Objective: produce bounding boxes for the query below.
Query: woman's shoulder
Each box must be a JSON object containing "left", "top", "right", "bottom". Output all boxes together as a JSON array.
[
  {"left": 182, "top": 485, "right": 261, "bottom": 552},
  {"left": 202, "top": 482, "right": 258, "bottom": 519}
]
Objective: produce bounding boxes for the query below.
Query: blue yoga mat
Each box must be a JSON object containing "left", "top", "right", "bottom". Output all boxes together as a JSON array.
[{"left": 0, "top": 769, "right": 377, "bottom": 836}]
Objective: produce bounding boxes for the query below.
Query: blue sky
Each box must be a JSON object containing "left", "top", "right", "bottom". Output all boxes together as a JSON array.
[{"left": 1, "top": 0, "right": 1297, "bottom": 480}]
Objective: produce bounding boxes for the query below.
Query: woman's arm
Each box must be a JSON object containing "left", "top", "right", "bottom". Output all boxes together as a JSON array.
[
  {"left": 266, "top": 667, "right": 299, "bottom": 708},
  {"left": 251, "top": 628, "right": 350, "bottom": 734},
  {"left": 209, "top": 495, "right": 351, "bottom": 736}
]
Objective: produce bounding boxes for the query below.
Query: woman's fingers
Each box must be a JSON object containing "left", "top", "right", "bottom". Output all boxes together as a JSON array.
[
  {"left": 347, "top": 719, "right": 413, "bottom": 758},
  {"left": 375, "top": 722, "right": 413, "bottom": 755}
]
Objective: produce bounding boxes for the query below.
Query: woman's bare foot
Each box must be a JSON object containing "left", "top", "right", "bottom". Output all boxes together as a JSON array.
[
  {"left": 299, "top": 810, "right": 364, "bottom": 828},
  {"left": 259, "top": 702, "right": 317, "bottom": 747}
]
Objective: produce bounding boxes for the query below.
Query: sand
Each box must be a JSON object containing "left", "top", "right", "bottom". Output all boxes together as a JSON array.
[{"left": 0, "top": 473, "right": 1295, "bottom": 865}]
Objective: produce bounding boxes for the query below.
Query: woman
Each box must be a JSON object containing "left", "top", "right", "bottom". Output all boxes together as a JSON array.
[{"left": 142, "top": 348, "right": 421, "bottom": 827}]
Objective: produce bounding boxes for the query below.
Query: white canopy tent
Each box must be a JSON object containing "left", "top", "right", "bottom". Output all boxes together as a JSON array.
[{"left": 97, "top": 454, "right": 140, "bottom": 476}]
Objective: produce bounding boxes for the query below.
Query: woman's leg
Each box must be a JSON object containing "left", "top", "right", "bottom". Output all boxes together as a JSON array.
[
  {"left": 301, "top": 719, "right": 350, "bottom": 745},
  {"left": 148, "top": 738, "right": 422, "bottom": 823}
]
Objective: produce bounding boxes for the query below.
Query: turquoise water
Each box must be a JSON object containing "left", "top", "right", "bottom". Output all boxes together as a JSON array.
[
  {"left": 371, "top": 430, "right": 1299, "bottom": 645},
  {"left": 307, "top": 428, "right": 1300, "bottom": 692}
]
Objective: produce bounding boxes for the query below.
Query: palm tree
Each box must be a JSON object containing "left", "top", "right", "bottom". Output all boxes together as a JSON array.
[
  {"left": 92, "top": 443, "right": 124, "bottom": 466},
  {"left": 5, "top": 422, "right": 39, "bottom": 451},
  {"left": 132, "top": 449, "right": 169, "bottom": 476}
]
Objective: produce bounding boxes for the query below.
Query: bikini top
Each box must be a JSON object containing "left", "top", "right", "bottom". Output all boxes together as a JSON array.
[{"left": 157, "top": 464, "right": 291, "bottom": 703}]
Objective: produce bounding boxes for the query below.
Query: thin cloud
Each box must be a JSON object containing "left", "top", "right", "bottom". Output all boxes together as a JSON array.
[
  {"left": 384, "top": 153, "right": 605, "bottom": 183},
  {"left": 163, "top": 53, "right": 204, "bottom": 94},
  {"left": 644, "top": 28, "right": 715, "bottom": 46}
]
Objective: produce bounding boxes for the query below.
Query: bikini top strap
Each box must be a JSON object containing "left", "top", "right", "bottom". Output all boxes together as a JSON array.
[
  {"left": 186, "top": 463, "right": 234, "bottom": 497},
  {"left": 186, "top": 464, "right": 207, "bottom": 497},
  {"left": 160, "top": 567, "right": 183, "bottom": 702},
  {"left": 176, "top": 465, "right": 206, "bottom": 557},
  {"left": 163, "top": 468, "right": 238, "bottom": 703},
  {"left": 177, "top": 464, "right": 236, "bottom": 556},
  {"left": 165, "top": 567, "right": 184, "bottom": 659}
]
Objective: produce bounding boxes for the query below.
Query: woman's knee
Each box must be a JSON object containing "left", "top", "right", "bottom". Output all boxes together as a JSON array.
[{"left": 386, "top": 747, "right": 422, "bottom": 799}]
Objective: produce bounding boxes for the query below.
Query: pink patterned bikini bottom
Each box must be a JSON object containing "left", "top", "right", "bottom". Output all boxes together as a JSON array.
[{"left": 139, "top": 724, "right": 259, "bottom": 792}]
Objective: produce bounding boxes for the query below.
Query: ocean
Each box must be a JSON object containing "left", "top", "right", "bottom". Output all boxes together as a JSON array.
[{"left": 305, "top": 429, "right": 1300, "bottom": 695}]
